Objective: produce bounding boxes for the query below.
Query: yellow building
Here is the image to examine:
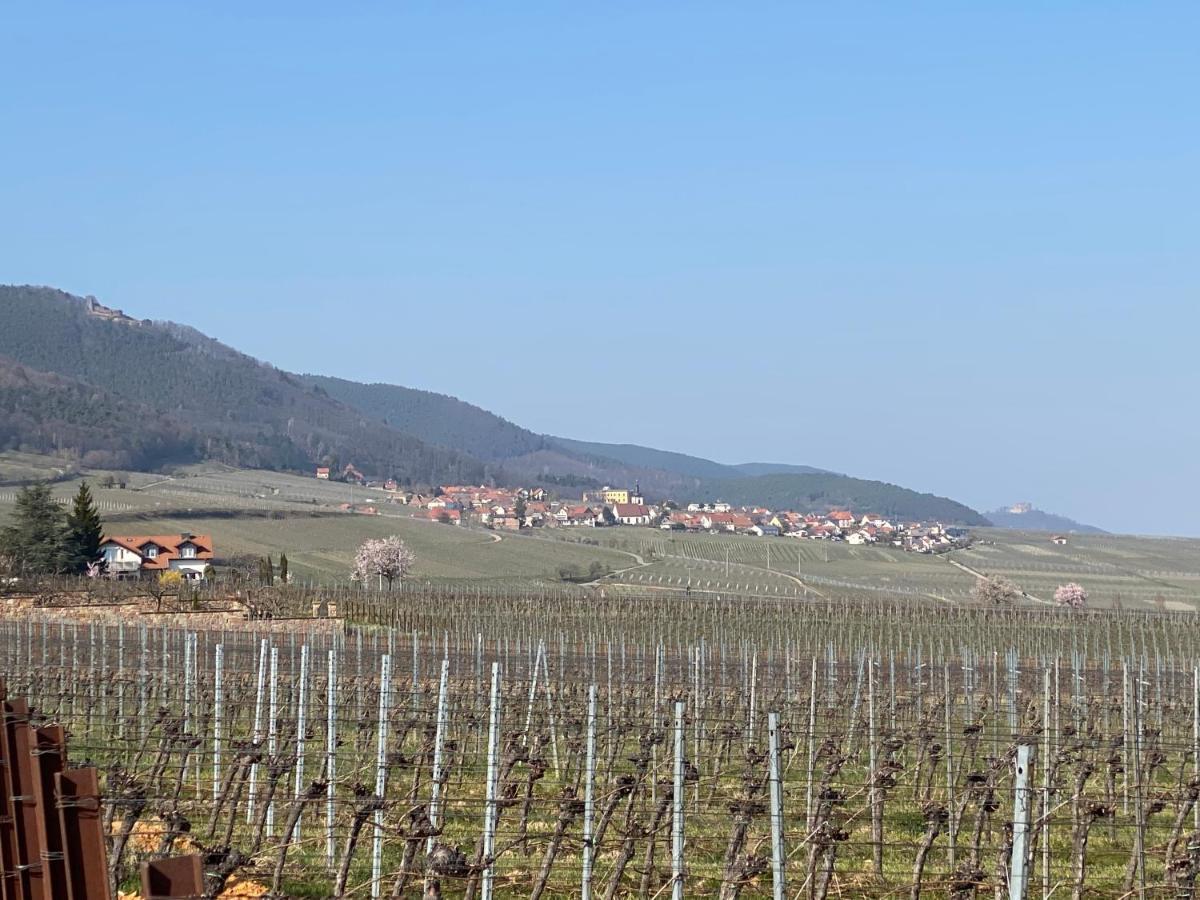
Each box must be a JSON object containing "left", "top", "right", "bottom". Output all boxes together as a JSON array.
[{"left": 602, "top": 488, "right": 629, "bottom": 505}]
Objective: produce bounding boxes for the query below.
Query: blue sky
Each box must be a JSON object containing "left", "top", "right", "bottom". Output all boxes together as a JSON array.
[{"left": 2, "top": 3, "right": 1197, "bottom": 534}]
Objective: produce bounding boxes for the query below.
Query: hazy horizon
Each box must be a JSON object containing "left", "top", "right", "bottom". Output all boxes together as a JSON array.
[{"left": 3, "top": 4, "right": 1197, "bottom": 535}]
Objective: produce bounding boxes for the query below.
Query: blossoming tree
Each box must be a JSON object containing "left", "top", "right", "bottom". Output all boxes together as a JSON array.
[
  {"left": 353, "top": 536, "right": 415, "bottom": 590},
  {"left": 1054, "top": 582, "right": 1088, "bottom": 609}
]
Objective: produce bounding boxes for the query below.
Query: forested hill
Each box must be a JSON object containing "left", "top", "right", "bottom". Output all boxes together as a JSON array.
[
  {"left": 695, "top": 473, "right": 991, "bottom": 525},
  {"left": 984, "top": 505, "right": 1106, "bottom": 534},
  {"left": 0, "top": 355, "right": 201, "bottom": 471},
  {"left": 303, "top": 375, "right": 549, "bottom": 462},
  {"left": 0, "top": 285, "right": 990, "bottom": 522},
  {"left": 547, "top": 437, "right": 823, "bottom": 480},
  {"left": 0, "top": 286, "right": 490, "bottom": 483}
]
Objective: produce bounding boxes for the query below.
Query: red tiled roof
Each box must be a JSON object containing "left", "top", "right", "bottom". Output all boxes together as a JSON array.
[
  {"left": 613, "top": 504, "right": 649, "bottom": 517},
  {"left": 100, "top": 534, "right": 213, "bottom": 570}
]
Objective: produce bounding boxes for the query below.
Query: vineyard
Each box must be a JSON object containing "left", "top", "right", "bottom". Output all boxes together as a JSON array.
[{"left": 3, "top": 589, "right": 1200, "bottom": 897}]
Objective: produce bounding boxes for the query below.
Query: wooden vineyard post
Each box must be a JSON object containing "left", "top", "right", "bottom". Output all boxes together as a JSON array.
[
  {"left": 581, "top": 684, "right": 597, "bottom": 900},
  {"left": 481, "top": 662, "right": 502, "bottom": 900},
  {"left": 1009, "top": 743, "right": 1034, "bottom": 900},
  {"left": 767, "top": 711, "right": 786, "bottom": 900},
  {"left": 672, "top": 699, "right": 685, "bottom": 900}
]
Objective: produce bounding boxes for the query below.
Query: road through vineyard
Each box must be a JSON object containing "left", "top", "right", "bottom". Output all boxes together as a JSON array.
[{"left": 3, "top": 593, "right": 1199, "bottom": 897}]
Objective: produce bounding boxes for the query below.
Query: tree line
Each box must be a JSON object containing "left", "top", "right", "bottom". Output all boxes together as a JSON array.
[{"left": 0, "top": 482, "right": 104, "bottom": 576}]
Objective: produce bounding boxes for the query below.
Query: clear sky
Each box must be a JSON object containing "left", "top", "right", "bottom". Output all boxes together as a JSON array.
[{"left": 2, "top": 3, "right": 1197, "bottom": 535}]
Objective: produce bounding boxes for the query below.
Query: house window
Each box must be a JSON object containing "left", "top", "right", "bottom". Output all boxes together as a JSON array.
[
  {"left": 145, "top": 546, "right": 158, "bottom": 559},
  {"left": 180, "top": 545, "right": 196, "bottom": 559}
]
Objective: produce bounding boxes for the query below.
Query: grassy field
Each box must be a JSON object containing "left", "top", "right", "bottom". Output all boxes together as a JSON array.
[
  {"left": 0, "top": 456, "right": 630, "bottom": 585},
  {"left": 545, "top": 524, "right": 1200, "bottom": 609},
  {"left": 3, "top": 452, "right": 1199, "bottom": 608}
]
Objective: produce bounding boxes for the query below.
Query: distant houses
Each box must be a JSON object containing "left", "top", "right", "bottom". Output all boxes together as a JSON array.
[{"left": 390, "top": 479, "right": 968, "bottom": 551}]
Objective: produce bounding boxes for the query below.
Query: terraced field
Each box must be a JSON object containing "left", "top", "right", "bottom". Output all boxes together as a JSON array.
[
  {"left": 550, "top": 526, "right": 1200, "bottom": 608},
  {"left": 956, "top": 529, "right": 1200, "bottom": 610},
  {"left": 4, "top": 456, "right": 1198, "bottom": 608},
  {"left": 0, "top": 463, "right": 629, "bottom": 585}
]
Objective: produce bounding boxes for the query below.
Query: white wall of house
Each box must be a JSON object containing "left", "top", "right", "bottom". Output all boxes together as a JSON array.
[
  {"left": 169, "top": 559, "right": 208, "bottom": 580},
  {"left": 100, "top": 544, "right": 142, "bottom": 574}
]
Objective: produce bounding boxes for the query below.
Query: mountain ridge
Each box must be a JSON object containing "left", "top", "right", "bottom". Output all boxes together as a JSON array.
[
  {"left": 984, "top": 503, "right": 1106, "bottom": 534},
  {"left": 0, "top": 285, "right": 989, "bottom": 523}
]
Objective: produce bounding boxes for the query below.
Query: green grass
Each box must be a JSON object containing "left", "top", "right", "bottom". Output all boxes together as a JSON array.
[{"left": 4, "top": 454, "right": 1200, "bottom": 609}]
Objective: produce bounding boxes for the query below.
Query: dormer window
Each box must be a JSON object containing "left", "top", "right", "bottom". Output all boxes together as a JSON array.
[
  {"left": 180, "top": 544, "right": 196, "bottom": 559},
  {"left": 144, "top": 546, "right": 158, "bottom": 559}
]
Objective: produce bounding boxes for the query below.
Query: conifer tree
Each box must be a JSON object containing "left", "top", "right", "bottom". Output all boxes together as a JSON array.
[
  {"left": 278, "top": 552, "right": 289, "bottom": 585},
  {"left": 65, "top": 481, "right": 104, "bottom": 573},
  {"left": 0, "top": 483, "right": 69, "bottom": 576}
]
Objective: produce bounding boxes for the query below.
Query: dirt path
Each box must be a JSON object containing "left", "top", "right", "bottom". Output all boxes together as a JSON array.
[{"left": 944, "top": 554, "right": 1052, "bottom": 605}]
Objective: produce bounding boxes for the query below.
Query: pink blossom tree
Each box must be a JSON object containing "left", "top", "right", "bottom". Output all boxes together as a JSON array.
[
  {"left": 1054, "top": 582, "right": 1088, "bottom": 609},
  {"left": 972, "top": 575, "right": 1020, "bottom": 606},
  {"left": 353, "top": 536, "right": 415, "bottom": 590}
]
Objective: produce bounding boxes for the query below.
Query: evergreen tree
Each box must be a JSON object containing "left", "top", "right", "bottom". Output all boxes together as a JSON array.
[
  {"left": 64, "top": 481, "right": 104, "bottom": 573},
  {"left": 278, "top": 553, "right": 289, "bottom": 585},
  {"left": 0, "top": 483, "right": 69, "bottom": 576}
]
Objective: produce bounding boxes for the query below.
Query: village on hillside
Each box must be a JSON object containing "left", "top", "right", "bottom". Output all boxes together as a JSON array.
[{"left": 317, "top": 466, "right": 970, "bottom": 553}]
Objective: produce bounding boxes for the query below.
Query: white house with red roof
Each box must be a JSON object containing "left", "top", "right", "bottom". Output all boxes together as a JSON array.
[
  {"left": 99, "top": 533, "right": 214, "bottom": 580},
  {"left": 611, "top": 503, "right": 652, "bottom": 526}
]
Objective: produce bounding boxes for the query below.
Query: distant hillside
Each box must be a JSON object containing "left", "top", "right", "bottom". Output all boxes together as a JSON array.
[
  {"left": 0, "top": 286, "right": 489, "bottom": 484},
  {"left": 732, "top": 462, "right": 832, "bottom": 477},
  {"left": 549, "top": 438, "right": 829, "bottom": 482},
  {"left": 0, "top": 285, "right": 989, "bottom": 522},
  {"left": 304, "top": 375, "right": 549, "bottom": 462},
  {"left": 549, "top": 437, "right": 741, "bottom": 480},
  {"left": 0, "top": 355, "right": 200, "bottom": 470},
  {"left": 984, "top": 504, "right": 1106, "bottom": 534},
  {"left": 695, "top": 473, "right": 990, "bottom": 525}
]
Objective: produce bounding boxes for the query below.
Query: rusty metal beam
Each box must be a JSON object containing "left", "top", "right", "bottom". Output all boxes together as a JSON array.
[
  {"left": 55, "top": 768, "right": 110, "bottom": 900},
  {"left": 4, "top": 699, "right": 37, "bottom": 900},
  {"left": 27, "top": 727, "right": 67, "bottom": 900},
  {"left": 0, "top": 689, "right": 18, "bottom": 900},
  {"left": 141, "top": 854, "right": 205, "bottom": 899}
]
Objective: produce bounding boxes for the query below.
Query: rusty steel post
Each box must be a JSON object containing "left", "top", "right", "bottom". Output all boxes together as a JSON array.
[
  {"left": 141, "top": 855, "right": 205, "bottom": 899},
  {"left": 4, "top": 698, "right": 40, "bottom": 900},
  {"left": 55, "top": 768, "right": 110, "bottom": 900},
  {"left": 0, "top": 685, "right": 19, "bottom": 900},
  {"left": 27, "top": 726, "right": 68, "bottom": 900}
]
